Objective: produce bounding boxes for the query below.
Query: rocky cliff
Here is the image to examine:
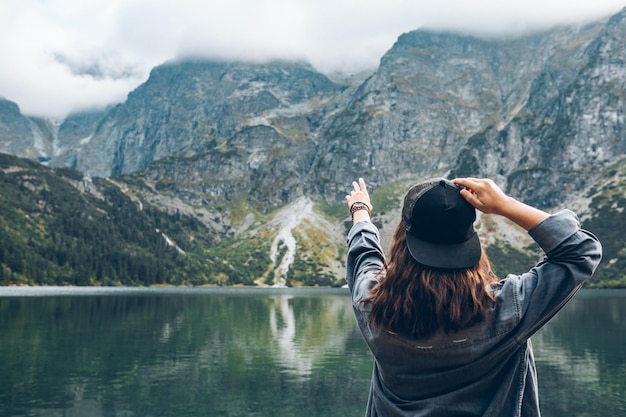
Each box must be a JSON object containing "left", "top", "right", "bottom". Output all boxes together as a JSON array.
[
  {"left": 1, "top": 9, "right": 625, "bottom": 286},
  {"left": 0, "top": 99, "right": 56, "bottom": 160}
]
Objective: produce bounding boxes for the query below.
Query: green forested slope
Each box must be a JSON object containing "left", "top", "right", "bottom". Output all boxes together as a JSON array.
[
  {"left": 1, "top": 152, "right": 624, "bottom": 288},
  {"left": 576, "top": 164, "right": 626, "bottom": 288},
  {"left": 0, "top": 153, "right": 271, "bottom": 286}
]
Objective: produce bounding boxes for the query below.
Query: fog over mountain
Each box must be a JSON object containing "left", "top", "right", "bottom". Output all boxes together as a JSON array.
[{"left": 2, "top": 0, "right": 626, "bottom": 118}]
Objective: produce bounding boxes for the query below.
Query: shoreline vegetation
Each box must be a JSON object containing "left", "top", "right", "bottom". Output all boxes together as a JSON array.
[
  {"left": 1, "top": 282, "right": 621, "bottom": 290},
  {"left": 0, "top": 285, "right": 353, "bottom": 298},
  {"left": 0, "top": 282, "right": 347, "bottom": 289}
]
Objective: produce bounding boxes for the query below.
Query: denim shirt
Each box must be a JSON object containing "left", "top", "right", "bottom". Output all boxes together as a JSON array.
[{"left": 345, "top": 210, "right": 602, "bottom": 417}]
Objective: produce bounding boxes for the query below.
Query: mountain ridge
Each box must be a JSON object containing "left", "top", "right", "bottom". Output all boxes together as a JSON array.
[{"left": 1, "top": 9, "right": 625, "bottom": 286}]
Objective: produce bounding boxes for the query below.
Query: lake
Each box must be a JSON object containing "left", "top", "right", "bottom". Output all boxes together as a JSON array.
[{"left": 0, "top": 287, "right": 624, "bottom": 417}]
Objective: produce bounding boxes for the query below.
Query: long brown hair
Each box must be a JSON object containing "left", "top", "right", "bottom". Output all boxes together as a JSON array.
[{"left": 365, "top": 221, "right": 499, "bottom": 338}]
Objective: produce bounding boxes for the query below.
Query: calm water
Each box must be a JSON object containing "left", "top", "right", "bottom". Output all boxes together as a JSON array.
[{"left": 0, "top": 287, "right": 624, "bottom": 417}]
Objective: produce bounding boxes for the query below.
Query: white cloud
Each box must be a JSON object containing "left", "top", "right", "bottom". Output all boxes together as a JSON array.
[{"left": 0, "top": 0, "right": 625, "bottom": 118}]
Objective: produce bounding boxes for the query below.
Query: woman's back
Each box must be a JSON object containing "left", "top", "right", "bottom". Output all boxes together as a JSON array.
[{"left": 345, "top": 178, "right": 602, "bottom": 416}]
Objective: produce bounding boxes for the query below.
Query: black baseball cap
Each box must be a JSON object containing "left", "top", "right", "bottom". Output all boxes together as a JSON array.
[{"left": 401, "top": 178, "right": 481, "bottom": 269}]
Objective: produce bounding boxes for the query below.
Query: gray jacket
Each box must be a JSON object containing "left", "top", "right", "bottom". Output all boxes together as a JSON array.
[{"left": 346, "top": 210, "right": 602, "bottom": 417}]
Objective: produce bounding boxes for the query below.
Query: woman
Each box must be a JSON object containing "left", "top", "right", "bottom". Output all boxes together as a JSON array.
[{"left": 345, "top": 177, "right": 602, "bottom": 417}]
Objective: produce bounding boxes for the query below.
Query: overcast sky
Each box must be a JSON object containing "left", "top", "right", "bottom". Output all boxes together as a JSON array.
[{"left": 1, "top": 0, "right": 625, "bottom": 119}]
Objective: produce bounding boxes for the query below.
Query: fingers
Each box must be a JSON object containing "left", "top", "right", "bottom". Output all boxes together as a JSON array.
[
  {"left": 453, "top": 177, "right": 496, "bottom": 199},
  {"left": 454, "top": 177, "right": 511, "bottom": 215},
  {"left": 458, "top": 187, "right": 480, "bottom": 208},
  {"left": 359, "top": 177, "right": 367, "bottom": 191},
  {"left": 351, "top": 178, "right": 367, "bottom": 192},
  {"left": 347, "top": 178, "right": 367, "bottom": 197},
  {"left": 452, "top": 177, "right": 481, "bottom": 191}
]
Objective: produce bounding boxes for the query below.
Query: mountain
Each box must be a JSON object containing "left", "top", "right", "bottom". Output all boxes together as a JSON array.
[
  {"left": 1, "top": 9, "right": 625, "bottom": 287},
  {"left": 0, "top": 153, "right": 214, "bottom": 286},
  {"left": 0, "top": 99, "right": 106, "bottom": 165},
  {"left": 0, "top": 152, "right": 340, "bottom": 287},
  {"left": 0, "top": 99, "right": 56, "bottom": 161}
]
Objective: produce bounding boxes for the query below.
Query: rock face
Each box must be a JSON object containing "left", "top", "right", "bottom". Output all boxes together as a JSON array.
[
  {"left": 311, "top": 22, "right": 612, "bottom": 204},
  {"left": 0, "top": 99, "right": 55, "bottom": 160},
  {"left": 1, "top": 10, "right": 625, "bottom": 214},
  {"left": 67, "top": 60, "right": 342, "bottom": 178},
  {"left": 1, "top": 10, "right": 626, "bottom": 286},
  {"left": 451, "top": 13, "right": 626, "bottom": 207}
]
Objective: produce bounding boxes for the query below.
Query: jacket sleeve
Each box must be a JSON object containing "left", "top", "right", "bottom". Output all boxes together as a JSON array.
[
  {"left": 345, "top": 221, "right": 386, "bottom": 306},
  {"left": 506, "top": 209, "right": 603, "bottom": 342}
]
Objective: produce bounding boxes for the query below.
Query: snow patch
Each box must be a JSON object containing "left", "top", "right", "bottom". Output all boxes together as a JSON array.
[
  {"left": 30, "top": 122, "right": 49, "bottom": 157},
  {"left": 229, "top": 81, "right": 268, "bottom": 98},
  {"left": 245, "top": 115, "right": 271, "bottom": 127},
  {"left": 156, "top": 229, "right": 186, "bottom": 255},
  {"left": 268, "top": 196, "right": 314, "bottom": 287},
  {"left": 243, "top": 97, "right": 328, "bottom": 128},
  {"left": 79, "top": 135, "right": 93, "bottom": 146}
]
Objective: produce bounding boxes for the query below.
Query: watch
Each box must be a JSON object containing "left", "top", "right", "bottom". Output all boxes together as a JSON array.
[{"left": 350, "top": 202, "right": 371, "bottom": 216}]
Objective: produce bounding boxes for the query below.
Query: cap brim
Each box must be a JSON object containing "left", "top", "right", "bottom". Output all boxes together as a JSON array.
[{"left": 405, "top": 231, "right": 482, "bottom": 269}]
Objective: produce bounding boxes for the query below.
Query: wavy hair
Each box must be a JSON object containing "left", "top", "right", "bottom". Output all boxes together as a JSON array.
[{"left": 365, "top": 221, "right": 499, "bottom": 338}]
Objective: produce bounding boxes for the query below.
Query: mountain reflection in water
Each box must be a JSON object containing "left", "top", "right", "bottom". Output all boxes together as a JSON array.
[{"left": 0, "top": 287, "right": 624, "bottom": 417}]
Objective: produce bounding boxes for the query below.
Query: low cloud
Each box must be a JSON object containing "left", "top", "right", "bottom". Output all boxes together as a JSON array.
[{"left": 0, "top": 0, "right": 624, "bottom": 118}]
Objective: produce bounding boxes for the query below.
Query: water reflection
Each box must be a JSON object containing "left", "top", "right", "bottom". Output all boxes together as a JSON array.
[
  {"left": 269, "top": 295, "right": 312, "bottom": 376},
  {"left": 531, "top": 290, "right": 626, "bottom": 417},
  {"left": 268, "top": 295, "right": 354, "bottom": 378},
  {"left": 0, "top": 288, "right": 624, "bottom": 417},
  {"left": 0, "top": 288, "right": 372, "bottom": 417}
]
